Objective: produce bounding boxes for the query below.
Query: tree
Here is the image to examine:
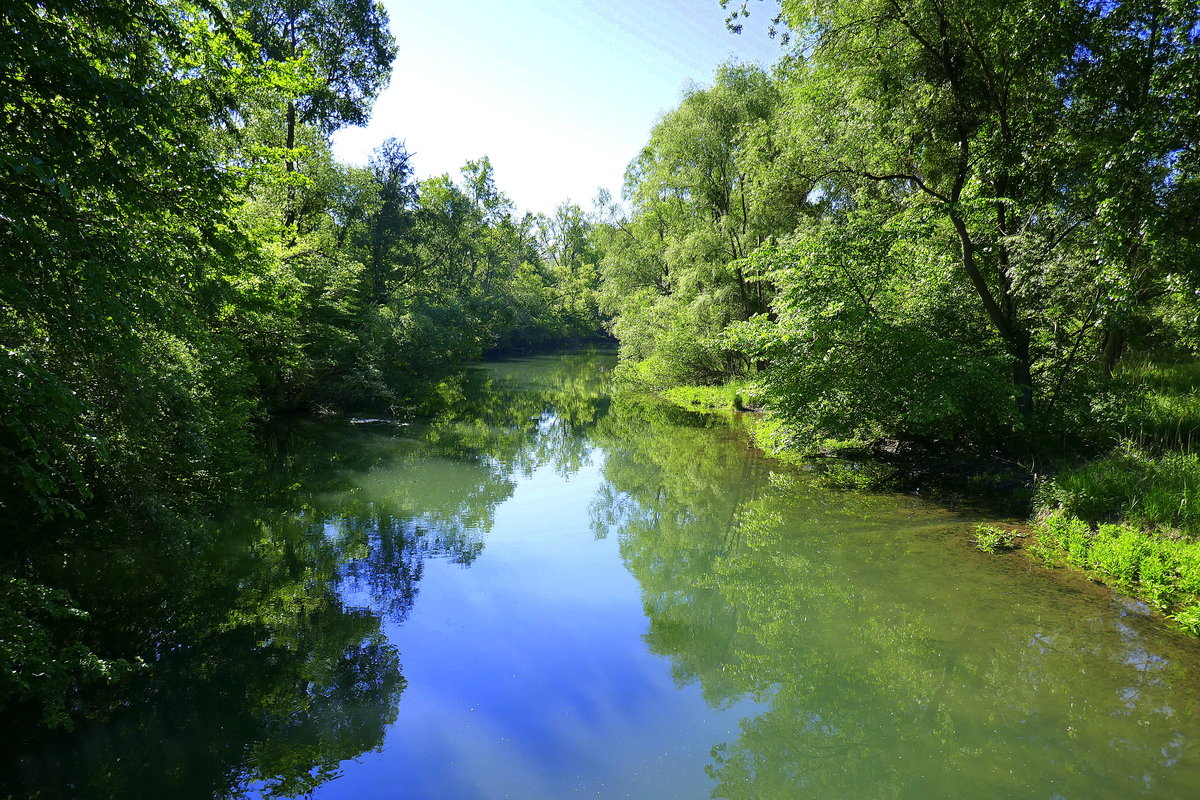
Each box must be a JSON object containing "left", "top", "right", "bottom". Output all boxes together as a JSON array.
[
  {"left": 0, "top": 0, "right": 264, "bottom": 525},
  {"left": 365, "top": 138, "right": 419, "bottom": 306},
  {"left": 725, "top": 0, "right": 1199, "bottom": 444},
  {"left": 232, "top": 0, "right": 396, "bottom": 226},
  {"left": 601, "top": 62, "right": 794, "bottom": 386}
]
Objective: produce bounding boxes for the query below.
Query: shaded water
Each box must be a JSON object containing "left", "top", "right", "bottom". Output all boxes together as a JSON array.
[{"left": 7, "top": 351, "right": 1200, "bottom": 799}]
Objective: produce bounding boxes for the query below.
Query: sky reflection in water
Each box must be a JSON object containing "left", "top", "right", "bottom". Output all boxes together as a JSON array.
[{"left": 9, "top": 351, "right": 1200, "bottom": 799}]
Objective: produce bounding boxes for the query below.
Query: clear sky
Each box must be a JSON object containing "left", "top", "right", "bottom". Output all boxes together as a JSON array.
[{"left": 330, "top": 0, "right": 785, "bottom": 216}]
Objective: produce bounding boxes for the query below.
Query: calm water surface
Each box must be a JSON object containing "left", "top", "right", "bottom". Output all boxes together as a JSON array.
[{"left": 9, "top": 351, "right": 1200, "bottom": 799}]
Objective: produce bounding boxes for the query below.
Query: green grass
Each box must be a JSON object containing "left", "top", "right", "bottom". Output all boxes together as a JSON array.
[
  {"left": 1118, "top": 358, "right": 1200, "bottom": 395},
  {"left": 1115, "top": 358, "right": 1200, "bottom": 452},
  {"left": 659, "top": 381, "right": 760, "bottom": 414},
  {"left": 1037, "top": 359, "right": 1200, "bottom": 538},
  {"left": 1037, "top": 443, "right": 1200, "bottom": 536}
]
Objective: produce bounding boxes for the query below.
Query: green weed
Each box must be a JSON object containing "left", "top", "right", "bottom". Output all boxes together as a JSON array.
[
  {"left": 1170, "top": 604, "right": 1200, "bottom": 636},
  {"left": 1029, "top": 511, "right": 1200, "bottom": 634},
  {"left": 973, "top": 524, "right": 1018, "bottom": 553}
]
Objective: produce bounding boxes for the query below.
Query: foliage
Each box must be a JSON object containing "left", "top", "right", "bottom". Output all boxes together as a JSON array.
[
  {"left": 232, "top": 0, "right": 396, "bottom": 134},
  {"left": 973, "top": 524, "right": 1018, "bottom": 553},
  {"left": 0, "top": 0, "right": 604, "bottom": 732},
  {"left": 597, "top": 1, "right": 1200, "bottom": 455},
  {"left": 1037, "top": 443, "right": 1200, "bottom": 536},
  {"left": 728, "top": 212, "right": 1020, "bottom": 448},
  {"left": 1, "top": 0, "right": 264, "bottom": 528},
  {"left": 600, "top": 61, "right": 798, "bottom": 387}
]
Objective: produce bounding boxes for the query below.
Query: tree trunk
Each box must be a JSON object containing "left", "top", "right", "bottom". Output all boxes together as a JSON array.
[
  {"left": 1100, "top": 327, "right": 1126, "bottom": 379},
  {"left": 284, "top": 99, "right": 297, "bottom": 232}
]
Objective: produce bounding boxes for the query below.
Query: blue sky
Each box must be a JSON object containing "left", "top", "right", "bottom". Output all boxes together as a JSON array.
[{"left": 331, "top": 0, "right": 785, "bottom": 215}]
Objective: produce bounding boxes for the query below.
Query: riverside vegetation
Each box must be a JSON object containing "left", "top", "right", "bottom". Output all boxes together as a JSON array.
[
  {"left": 2, "top": 0, "right": 1199, "bottom": 742},
  {"left": 2, "top": 0, "right": 607, "bottom": 728},
  {"left": 601, "top": 1, "right": 1200, "bottom": 631}
]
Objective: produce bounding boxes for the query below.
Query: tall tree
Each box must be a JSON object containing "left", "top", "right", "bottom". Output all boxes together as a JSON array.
[
  {"left": 232, "top": 0, "right": 396, "bottom": 226},
  {"left": 600, "top": 62, "right": 790, "bottom": 385},
  {"left": 365, "top": 138, "right": 419, "bottom": 305},
  {"left": 750, "top": 0, "right": 1198, "bottom": 428}
]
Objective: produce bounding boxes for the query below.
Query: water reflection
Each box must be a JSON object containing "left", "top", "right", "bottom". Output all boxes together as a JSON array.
[
  {"left": 6, "top": 349, "right": 1200, "bottom": 799},
  {"left": 0, "top": 352, "right": 615, "bottom": 800},
  {"left": 593, "top": 397, "right": 1200, "bottom": 799},
  {"left": 3, "top": 506, "right": 407, "bottom": 800}
]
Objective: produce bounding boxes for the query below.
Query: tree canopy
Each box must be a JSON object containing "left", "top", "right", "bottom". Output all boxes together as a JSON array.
[{"left": 600, "top": 0, "right": 1200, "bottom": 452}]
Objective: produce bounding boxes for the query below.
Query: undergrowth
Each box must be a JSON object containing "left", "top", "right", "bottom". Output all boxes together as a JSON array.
[{"left": 1026, "top": 357, "right": 1200, "bottom": 634}]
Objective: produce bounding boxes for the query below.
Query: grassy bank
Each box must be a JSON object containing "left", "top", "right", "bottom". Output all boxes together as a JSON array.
[
  {"left": 1024, "top": 511, "right": 1200, "bottom": 632},
  {"left": 659, "top": 382, "right": 758, "bottom": 414},
  {"left": 1023, "top": 359, "right": 1200, "bottom": 634},
  {"left": 659, "top": 359, "right": 1200, "bottom": 635}
]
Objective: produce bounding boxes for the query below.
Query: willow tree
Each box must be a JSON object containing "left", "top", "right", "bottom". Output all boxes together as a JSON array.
[
  {"left": 734, "top": 0, "right": 1199, "bottom": 445},
  {"left": 602, "top": 62, "right": 795, "bottom": 385}
]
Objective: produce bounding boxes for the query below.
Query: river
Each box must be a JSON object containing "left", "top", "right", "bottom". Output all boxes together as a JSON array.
[{"left": 7, "top": 350, "right": 1200, "bottom": 799}]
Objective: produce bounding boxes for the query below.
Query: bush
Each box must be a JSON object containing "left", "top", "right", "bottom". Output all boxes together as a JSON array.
[{"left": 726, "top": 223, "right": 1024, "bottom": 452}]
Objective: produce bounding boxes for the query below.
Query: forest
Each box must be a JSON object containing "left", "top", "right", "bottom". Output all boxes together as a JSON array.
[{"left": 2, "top": 0, "right": 1199, "bottom": 753}]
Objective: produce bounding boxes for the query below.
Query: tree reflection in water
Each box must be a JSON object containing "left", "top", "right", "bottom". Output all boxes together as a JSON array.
[
  {"left": 1, "top": 351, "right": 615, "bottom": 800},
  {"left": 592, "top": 394, "right": 1200, "bottom": 800},
  {"left": 9, "top": 349, "right": 1200, "bottom": 799}
]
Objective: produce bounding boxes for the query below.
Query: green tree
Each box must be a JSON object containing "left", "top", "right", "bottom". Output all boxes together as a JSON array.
[
  {"left": 0, "top": 0, "right": 265, "bottom": 526},
  {"left": 748, "top": 0, "right": 1200, "bottom": 436},
  {"left": 364, "top": 138, "right": 419, "bottom": 306},
  {"left": 601, "top": 62, "right": 796, "bottom": 386},
  {"left": 232, "top": 0, "right": 396, "bottom": 227}
]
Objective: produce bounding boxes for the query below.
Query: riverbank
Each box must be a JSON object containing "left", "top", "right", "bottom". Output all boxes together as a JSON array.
[{"left": 654, "top": 357, "right": 1200, "bottom": 636}]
